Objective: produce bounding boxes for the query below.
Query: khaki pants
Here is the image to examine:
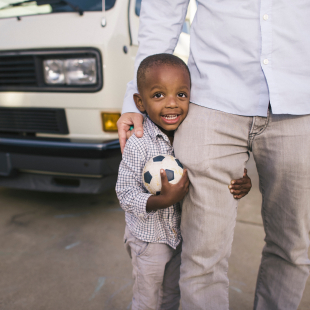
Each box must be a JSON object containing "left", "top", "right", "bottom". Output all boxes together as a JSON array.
[
  {"left": 124, "top": 226, "right": 182, "bottom": 310},
  {"left": 174, "top": 103, "right": 310, "bottom": 310}
]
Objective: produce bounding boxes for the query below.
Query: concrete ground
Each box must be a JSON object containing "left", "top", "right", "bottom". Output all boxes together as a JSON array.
[{"left": 0, "top": 155, "right": 309, "bottom": 310}]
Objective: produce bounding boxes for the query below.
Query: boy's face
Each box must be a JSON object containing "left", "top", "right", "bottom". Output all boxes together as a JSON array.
[{"left": 134, "top": 64, "right": 190, "bottom": 136}]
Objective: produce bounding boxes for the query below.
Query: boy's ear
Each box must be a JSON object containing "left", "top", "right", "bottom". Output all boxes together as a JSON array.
[{"left": 133, "top": 93, "right": 146, "bottom": 113}]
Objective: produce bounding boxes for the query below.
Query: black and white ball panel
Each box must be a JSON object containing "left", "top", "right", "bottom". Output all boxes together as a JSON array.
[{"left": 142, "top": 154, "right": 184, "bottom": 195}]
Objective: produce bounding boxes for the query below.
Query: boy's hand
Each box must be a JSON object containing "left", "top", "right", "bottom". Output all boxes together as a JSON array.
[
  {"left": 160, "top": 169, "right": 189, "bottom": 206},
  {"left": 229, "top": 168, "right": 252, "bottom": 199},
  {"left": 146, "top": 169, "right": 189, "bottom": 211}
]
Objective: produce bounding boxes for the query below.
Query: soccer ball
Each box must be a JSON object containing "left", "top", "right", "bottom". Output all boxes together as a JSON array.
[{"left": 142, "top": 154, "right": 184, "bottom": 195}]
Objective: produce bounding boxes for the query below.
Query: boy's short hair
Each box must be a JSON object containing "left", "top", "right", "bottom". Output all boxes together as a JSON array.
[{"left": 137, "top": 53, "right": 191, "bottom": 92}]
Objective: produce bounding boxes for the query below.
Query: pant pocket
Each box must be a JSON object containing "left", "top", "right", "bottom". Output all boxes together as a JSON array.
[
  {"left": 137, "top": 241, "right": 150, "bottom": 257},
  {"left": 131, "top": 237, "right": 150, "bottom": 257},
  {"left": 123, "top": 228, "right": 132, "bottom": 259}
]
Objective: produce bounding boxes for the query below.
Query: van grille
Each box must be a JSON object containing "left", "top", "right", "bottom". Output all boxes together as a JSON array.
[
  {"left": 0, "top": 108, "right": 69, "bottom": 134},
  {"left": 0, "top": 55, "right": 37, "bottom": 87}
]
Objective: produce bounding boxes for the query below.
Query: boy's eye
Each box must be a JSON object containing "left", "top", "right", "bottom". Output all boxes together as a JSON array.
[
  {"left": 153, "top": 93, "right": 163, "bottom": 98},
  {"left": 178, "top": 92, "right": 187, "bottom": 98}
]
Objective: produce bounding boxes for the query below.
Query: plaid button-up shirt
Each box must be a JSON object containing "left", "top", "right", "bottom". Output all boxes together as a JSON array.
[{"left": 116, "top": 117, "right": 181, "bottom": 249}]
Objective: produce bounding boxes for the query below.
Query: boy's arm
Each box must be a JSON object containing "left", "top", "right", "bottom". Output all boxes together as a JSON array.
[
  {"left": 118, "top": 0, "right": 190, "bottom": 152},
  {"left": 115, "top": 138, "right": 153, "bottom": 219},
  {"left": 116, "top": 138, "right": 190, "bottom": 215}
]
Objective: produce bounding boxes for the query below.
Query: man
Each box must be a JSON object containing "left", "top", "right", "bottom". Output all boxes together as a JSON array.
[{"left": 117, "top": 1, "right": 310, "bottom": 309}]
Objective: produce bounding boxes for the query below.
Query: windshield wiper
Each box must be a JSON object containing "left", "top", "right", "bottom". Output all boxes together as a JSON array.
[{"left": 0, "top": 0, "right": 84, "bottom": 16}]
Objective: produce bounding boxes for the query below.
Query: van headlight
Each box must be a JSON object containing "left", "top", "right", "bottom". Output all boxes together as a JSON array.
[
  {"left": 44, "top": 58, "right": 97, "bottom": 85},
  {"left": 43, "top": 60, "right": 65, "bottom": 84}
]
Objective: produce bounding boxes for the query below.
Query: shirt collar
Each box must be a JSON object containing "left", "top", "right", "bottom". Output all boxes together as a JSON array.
[{"left": 144, "top": 116, "right": 172, "bottom": 145}]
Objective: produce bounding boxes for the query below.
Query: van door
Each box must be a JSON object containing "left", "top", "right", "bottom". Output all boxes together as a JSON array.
[{"left": 128, "top": 0, "right": 141, "bottom": 46}]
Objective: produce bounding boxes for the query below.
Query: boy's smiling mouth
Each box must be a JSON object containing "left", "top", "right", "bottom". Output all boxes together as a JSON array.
[{"left": 161, "top": 114, "right": 181, "bottom": 124}]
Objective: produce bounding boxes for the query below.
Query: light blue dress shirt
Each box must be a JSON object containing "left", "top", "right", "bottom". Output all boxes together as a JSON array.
[{"left": 122, "top": 0, "right": 310, "bottom": 117}]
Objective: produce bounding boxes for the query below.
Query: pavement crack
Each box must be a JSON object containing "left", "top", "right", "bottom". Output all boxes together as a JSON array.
[{"left": 9, "top": 211, "right": 37, "bottom": 227}]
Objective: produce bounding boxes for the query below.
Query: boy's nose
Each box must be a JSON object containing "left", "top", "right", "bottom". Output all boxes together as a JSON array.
[{"left": 166, "top": 97, "right": 178, "bottom": 108}]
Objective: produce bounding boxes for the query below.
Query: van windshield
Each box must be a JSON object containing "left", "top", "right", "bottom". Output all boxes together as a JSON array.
[{"left": 0, "top": 0, "right": 116, "bottom": 19}]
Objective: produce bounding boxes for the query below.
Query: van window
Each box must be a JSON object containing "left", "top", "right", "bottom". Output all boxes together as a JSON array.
[
  {"left": 135, "top": 0, "right": 141, "bottom": 16},
  {"left": 51, "top": 0, "right": 116, "bottom": 12},
  {"left": 0, "top": 0, "right": 117, "bottom": 19}
]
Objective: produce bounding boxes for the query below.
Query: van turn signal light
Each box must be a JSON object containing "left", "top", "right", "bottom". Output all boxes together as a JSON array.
[{"left": 101, "top": 113, "right": 121, "bottom": 132}]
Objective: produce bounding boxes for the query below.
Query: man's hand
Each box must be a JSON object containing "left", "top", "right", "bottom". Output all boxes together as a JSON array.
[
  {"left": 229, "top": 168, "right": 252, "bottom": 199},
  {"left": 146, "top": 169, "right": 189, "bottom": 211},
  {"left": 117, "top": 113, "right": 144, "bottom": 153}
]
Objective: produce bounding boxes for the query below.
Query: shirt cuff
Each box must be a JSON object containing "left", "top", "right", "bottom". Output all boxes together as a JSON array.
[{"left": 135, "top": 192, "right": 155, "bottom": 220}]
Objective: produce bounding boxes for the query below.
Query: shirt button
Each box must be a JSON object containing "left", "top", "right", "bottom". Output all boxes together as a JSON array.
[
  {"left": 263, "top": 14, "right": 269, "bottom": 20},
  {"left": 263, "top": 59, "right": 269, "bottom": 65}
]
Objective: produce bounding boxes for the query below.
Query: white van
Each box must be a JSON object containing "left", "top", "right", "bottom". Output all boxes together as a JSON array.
[{"left": 0, "top": 0, "right": 194, "bottom": 193}]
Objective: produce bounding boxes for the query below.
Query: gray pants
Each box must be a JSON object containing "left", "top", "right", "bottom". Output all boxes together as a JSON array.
[
  {"left": 124, "top": 226, "right": 182, "bottom": 310},
  {"left": 174, "top": 103, "right": 310, "bottom": 310}
]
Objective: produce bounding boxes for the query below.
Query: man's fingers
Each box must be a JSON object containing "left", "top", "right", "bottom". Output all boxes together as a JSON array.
[
  {"left": 126, "top": 130, "right": 134, "bottom": 140},
  {"left": 117, "top": 113, "right": 144, "bottom": 153},
  {"left": 118, "top": 127, "right": 128, "bottom": 154},
  {"left": 117, "top": 115, "right": 131, "bottom": 153},
  {"left": 132, "top": 114, "right": 144, "bottom": 138}
]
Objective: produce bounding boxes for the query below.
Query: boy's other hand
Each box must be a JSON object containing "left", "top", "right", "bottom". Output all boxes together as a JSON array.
[
  {"left": 146, "top": 169, "right": 189, "bottom": 211},
  {"left": 229, "top": 168, "right": 252, "bottom": 199},
  {"left": 160, "top": 169, "right": 189, "bottom": 206},
  {"left": 117, "top": 113, "right": 144, "bottom": 153}
]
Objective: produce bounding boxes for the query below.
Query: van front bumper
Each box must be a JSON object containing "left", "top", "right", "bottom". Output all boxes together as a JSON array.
[{"left": 0, "top": 136, "right": 122, "bottom": 193}]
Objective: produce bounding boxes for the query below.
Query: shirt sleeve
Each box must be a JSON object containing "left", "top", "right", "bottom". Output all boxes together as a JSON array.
[
  {"left": 115, "top": 137, "right": 154, "bottom": 219},
  {"left": 122, "top": 0, "right": 190, "bottom": 114}
]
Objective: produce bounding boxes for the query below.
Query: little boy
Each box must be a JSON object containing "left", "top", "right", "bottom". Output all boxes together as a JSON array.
[{"left": 116, "top": 54, "right": 251, "bottom": 310}]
